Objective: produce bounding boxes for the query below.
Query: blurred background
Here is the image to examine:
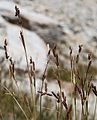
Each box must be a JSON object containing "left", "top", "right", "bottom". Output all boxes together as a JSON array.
[{"left": 0, "top": 0, "right": 97, "bottom": 120}]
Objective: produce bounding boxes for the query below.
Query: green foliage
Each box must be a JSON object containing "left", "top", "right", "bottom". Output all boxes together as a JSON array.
[
  {"left": 47, "top": 67, "right": 71, "bottom": 81},
  {"left": 47, "top": 64, "right": 97, "bottom": 82}
]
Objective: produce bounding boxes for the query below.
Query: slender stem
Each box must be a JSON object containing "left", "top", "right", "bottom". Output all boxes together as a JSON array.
[
  {"left": 86, "top": 100, "right": 88, "bottom": 120},
  {"left": 39, "top": 79, "right": 44, "bottom": 118},
  {"left": 85, "top": 82, "right": 89, "bottom": 120},
  {"left": 57, "top": 103, "right": 60, "bottom": 120},
  {"left": 93, "top": 97, "right": 97, "bottom": 120},
  {"left": 57, "top": 66, "right": 62, "bottom": 120},
  {"left": 74, "top": 88, "right": 77, "bottom": 120},
  {"left": 40, "top": 59, "right": 50, "bottom": 118},
  {"left": 20, "top": 31, "right": 36, "bottom": 120}
]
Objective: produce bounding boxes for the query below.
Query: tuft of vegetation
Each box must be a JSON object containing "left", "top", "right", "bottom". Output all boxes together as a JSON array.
[{"left": 0, "top": 5, "right": 97, "bottom": 120}]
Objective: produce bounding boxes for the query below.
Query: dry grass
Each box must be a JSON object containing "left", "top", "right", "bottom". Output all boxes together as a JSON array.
[{"left": 0, "top": 5, "right": 97, "bottom": 120}]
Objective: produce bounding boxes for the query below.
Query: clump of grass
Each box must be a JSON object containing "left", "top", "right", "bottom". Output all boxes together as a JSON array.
[{"left": 0, "top": 4, "right": 97, "bottom": 120}]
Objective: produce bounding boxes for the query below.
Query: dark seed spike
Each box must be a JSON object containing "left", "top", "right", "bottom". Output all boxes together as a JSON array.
[
  {"left": 15, "top": 5, "right": 20, "bottom": 17},
  {"left": 88, "top": 53, "right": 92, "bottom": 60},
  {"left": 69, "top": 46, "right": 72, "bottom": 56},
  {"left": 4, "top": 39, "right": 9, "bottom": 59},
  {"left": 30, "top": 57, "right": 32, "bottom": 64},
  {"left": 45, "top": 82, "right": 47, "bottom": 93},
  {"left": 79, "top": 45, "right": 83, "bottom": 53},
  {"left": 20, "top": 31, "right": 26, "bottom": 51},
  {"left": 32, "top": 61, "right": 35, "bottom": 71}
]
